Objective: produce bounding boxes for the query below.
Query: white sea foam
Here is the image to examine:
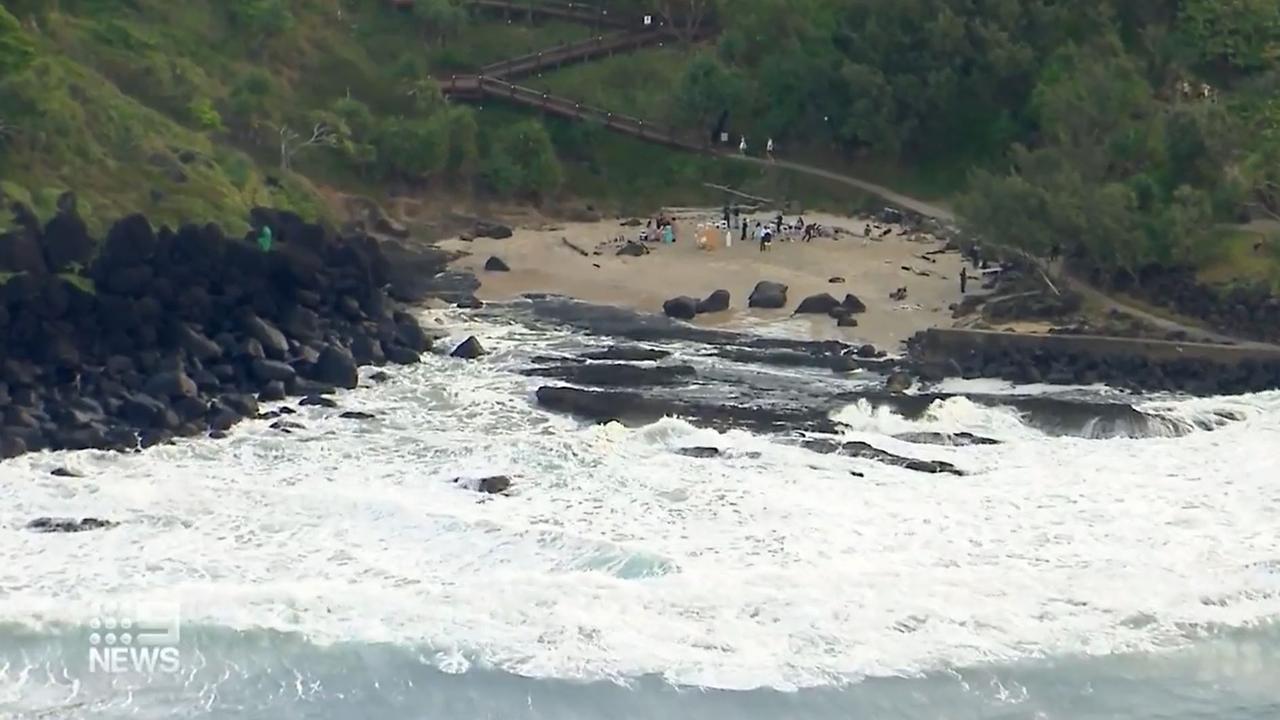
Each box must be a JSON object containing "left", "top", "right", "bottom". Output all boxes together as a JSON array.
[{"left": 1, "top": 323, "right": 1279, "bottom": 692}]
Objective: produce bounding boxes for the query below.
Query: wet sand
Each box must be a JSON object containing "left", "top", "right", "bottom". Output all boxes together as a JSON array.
[{"left": 440, "top": 209, "right": 977, "bottom": 349}]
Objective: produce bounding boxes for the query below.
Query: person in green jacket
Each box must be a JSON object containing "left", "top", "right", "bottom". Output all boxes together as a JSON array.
[{"left": 257, "top": 224, "right": 273, "bottom": 252}]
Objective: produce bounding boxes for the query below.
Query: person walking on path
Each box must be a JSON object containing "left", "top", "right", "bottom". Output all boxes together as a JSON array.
[
  {"left": 739, "top": 136, "right": 748, "bottom": 155},
  {"left": 766, "top": 137, "right": 775, "bottom": 160}
]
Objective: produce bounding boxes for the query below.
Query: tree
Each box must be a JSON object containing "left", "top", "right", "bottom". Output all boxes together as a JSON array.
[
  {"left": 657, "top": 0, "right": 721, "bottom": 44},
  {"left": 373, "top": 116, "right": 449, "bottom": 181},
  {"left": 482, "top": 120, "right": 561, "bottom": 199},
  {"left": 228, "top": 69, "right": 276, "bottom": 135},
  {"left": 227, "top": 0, "right": 294, "bottom": 41},
  {"left": 278, "top": 120, "right": 339, "bottom": 170},
  {"left": 673, "top": 52, "right": 743, "bottom": 131},
  {"left": 1178, "top": 0, "right": 1280, "bottom": 72}
]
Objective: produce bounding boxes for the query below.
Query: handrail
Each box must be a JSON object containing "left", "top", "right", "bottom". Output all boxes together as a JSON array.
[
  {"left": 479, "top": 27, "right": 670, "bottom": 78},
  {"left": 467, "top": 0, "right": 639, "bottom": 29}
]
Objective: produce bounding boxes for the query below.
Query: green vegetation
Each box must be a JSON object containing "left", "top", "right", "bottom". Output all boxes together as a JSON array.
[{"left": 4, "top": 0, "right": 1279, "bottom": 290}]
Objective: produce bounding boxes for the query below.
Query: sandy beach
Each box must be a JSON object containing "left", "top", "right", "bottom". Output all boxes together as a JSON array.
[{"left": 440, "top": 209, "right": 976, "bottom": 349}]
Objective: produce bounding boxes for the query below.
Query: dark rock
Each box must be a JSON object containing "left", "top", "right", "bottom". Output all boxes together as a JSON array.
[
  {"left": 143, "top": 370, "right": 198, "bottom": 400},
  {"left": 0, "top": 226, "right": 49, "bottom": 275},
  {"left": 855, "top": 344, "right": 880, "bottom": 358},
  {"left": 258, "top": 381, "right": 287, "bottom": 402},
  {"left": 795, "top": 293, "right": 841, "bottom": 314},
  {"left": 393, "top": 311, "right": 431, "bottom": 352},
  {"left": 484, "top": 256, "right": 511, "bottom": 272},
  {"left": 451, "top": 336, "right": 486, "bottom": 359},
  {"left": 535, "top": 386, "right": 841, "bottom": 435},
  {"left": 894, "top": 431, "right": 1000, "bottom": 446},
  {"left": 369, "top": 371, "right": 392, "bottom": 383},
  {"left": 748, "top": 281, "right": 788, "bottom": 309},
  {"left": 27, "top": 517, "right": 118, "bottom": 533},
  {"left": 220, "top": 394, "right": 259, "bottom": 418},
  {"left": 841, "top": 294, "right": 867, "bottom": 314},
  {"left": 299, "top": 395, "right": 338, "bottom": 408},
  {"left": 474, "top": 220, "right": 513, "bottom": 239},
  {"left": 837, "top": 315, "right": 859, "bottom": 327},
  {"left": 384, "top": 344, "right": 420, "bottom": 364},
  {"left": 456, "top": 296, "right": 485, "bottom": 309},
  {"left": 525, "top": 363, "right": 695, "bottom": 387},
  {"left": 696, "top": 289, "right": 731, "bottom": 314},
  {"left": 50, "top": 467, "right": 83, "bottom": 478},
  {"left": 351, "top": 334, "right": 386, "bottom": 365},
  {"left": 675, "top": 446, "right": 721, "bottom": 458},
  {"left": 42, "top": 210, "right": 95, "bottom": 272},
  {"left": 1, "top": 433, "right": 27, "bottom": 459},
  {"left": 802, "top": 439, "right": 963, "bottom": 475},
  {"left": 269, "top": 420, "right": 305, "bottom": 433},
  {"left": 120, "top": 393, "right": 170, "bottom": 428},
  {"left": 580, "top": 346, "right": 670, "bottom": 362},
  {"left": 339, "top": 411, "right": 377, "bottom": 420},
  {"left": 243, "top": 314, "right": 289, "bottom": 359},
  {"left": 252, "top": 359, "right": 297, "bottom": 383},
  {"left": 616, "top": 241, "right": 649, "bottom": 257},
  {"left": 312, "top": 345, "right": 358, "bottom": 389},
  {"left": 465, "top": 475, "right": 512, "bottom": 494},
  {"left": 178, "top": 324, "right": 222, "bottom": 360},
  {"left": 662, "top": 296, "right": 699, "bottom": 320},
  {"left": 886, "top": 371, "right": 914, "bottom": 393},
  {"left": 829, "top": 277, "right": 845, "bottom": 284}
]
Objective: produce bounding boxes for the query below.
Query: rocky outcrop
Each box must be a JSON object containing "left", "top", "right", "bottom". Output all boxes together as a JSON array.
[
  {"left": 26, "top": 517, "right": 118, "bottom": 533},
  {"left": 580, "top": 346, "right": 670, "bottom": 362},
  {"left": 748, "top": 281, "right": 788, "bottom": 309},
  {"left": 484, "top": 256, "right": 510, "bottom": 272},
  {"left": 0, "top": 204, "right": 433, "bottom": 460},
  {"left": 534, "top": 386, "right": 841, "bottom": 435},
  {"left": 802, "top": 439, "right": 964, "bottom": 475}
]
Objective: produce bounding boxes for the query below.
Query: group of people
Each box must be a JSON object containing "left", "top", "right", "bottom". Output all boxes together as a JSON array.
[{"left": 638, "top": 216, "right": 676, "bottom": 245}]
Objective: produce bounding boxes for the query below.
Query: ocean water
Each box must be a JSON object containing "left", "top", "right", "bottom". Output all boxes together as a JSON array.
[{"left": 2, "top": 308, "right": 1278, "bottom": 719}]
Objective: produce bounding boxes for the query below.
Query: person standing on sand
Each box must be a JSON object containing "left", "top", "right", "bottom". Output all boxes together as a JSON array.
[
  {"left": 740, "top": 217, "right": 748, "bottom": 243},
  {"left": 732, "top": 205, "right": 741, "bottom": 228},
  {"left": 723, "top": 220, "right": 732, "bottom": 249},
  {"left": 756, "top": 222, "right": 766, "bottom": 252},
  {"left": 960, "top": 267, "right": 968, "bottom": 294},
  {"left": 662, "top": 223, "right": 674, "bottom": 245}
]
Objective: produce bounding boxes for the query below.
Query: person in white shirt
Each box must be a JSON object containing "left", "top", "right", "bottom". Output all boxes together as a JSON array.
[
  {"left": 766, "top": 137, "right": 774, "bottom": 159},
  {"left": 739, "top": 136, "right": 747, "bottom": 155}
]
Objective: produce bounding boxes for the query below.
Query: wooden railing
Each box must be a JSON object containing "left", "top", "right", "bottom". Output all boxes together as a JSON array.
[
  {"left": 468, "top": 0, "right": 638, "bottom": 29},
  {"left": 442, "top": 75, "right": 708, "bottom": 152},
  {"left": 479, "top": 27, "right": 671, "bottom": 78}
]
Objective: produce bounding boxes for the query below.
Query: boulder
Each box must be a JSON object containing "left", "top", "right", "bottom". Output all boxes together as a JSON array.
[
  {"left": 662, "top": 296, "right": 699, "bottom": 320},
  {"left": 696, "top": 289, "right": 730, "bottom": 314},
  {"left": 143, "top": 370, "right": 198, "bottom": 400},
  {"left": 828, "top": 276, "right": 845, "bottom": 284},
  {"left": 339, "top": 411, "right": 377, "bottom": 420},
  {"left": 451, "top": 336, "right": 486, "bottom": 359},
  {"left": 580, "top": 346, "right": 670, "bottom": 362},
  {"left": 1, "top": 433, "right": 27, "bottom": 459},
  {"left": 312, "top": 345, "right": 358, "bottom": 389},
  {"left": 384, "top": 343, "right": 421, "bottom": 365},
  {"left": 456, "top": 296, "right": 484, "bottom": 309},
  {"left": 243, "top": 314, "right": 289, "bottom": 359},
  {"left": 251, "top": 359, "right": 297, "bottom": 383},
  {"left": 841, "top": 294, "right": 868, "bottom": 314},
  {"left": 616, "top": 241, "right": 650, "bottom": 257},
  {"left": 675, "top": 446, "right": 721, "bottom": 458},
  {"left": 42, "top": 210, "right": 95, "bottom": 272},
  {"left": 393, "top": 311, "right": 431, "bottom": 352},
  {"left": 178, "top": 324, "right": 222, "bottom": 360},
  {"left": 484, "top": 256, "right": 511, "bottom": 272},
  {"left": 794, "top": 293, "right": 841, "bottom": 314},
  {"left": 474, "top": 220, "right": 513, "bottom": 239},
  {"left": 886, "top": 371, "right": 914, "bottom": 393},
  {"left": 748, "top": 281, "right": 788, "bottom": 309},
  {"left": 258, "top": 381, "right": 287, "bottom": 402},
  {"left": 0, "top": 227, "right": 49, "bottom": 275},
  {"left": 299, "top": 395, "right": 338, "bottom": 408},
  {"left": 837, "top": 315, "right": 859, "bottom": 327}
]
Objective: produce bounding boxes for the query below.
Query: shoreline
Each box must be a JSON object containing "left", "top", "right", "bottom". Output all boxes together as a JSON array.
[{"left": 440, "top": 208, "right": 975, "bottom": 350}]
